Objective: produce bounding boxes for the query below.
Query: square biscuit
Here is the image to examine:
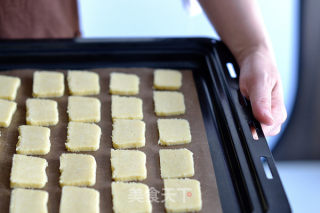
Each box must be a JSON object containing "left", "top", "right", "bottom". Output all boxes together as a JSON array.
[
  {"left": 159, "top": 149, "right": 194, "bottom": 179},
  {"left": 26, "top": 98, "right": 59, "bottom": 126},
  {"left": 10, "top": 188, "right": 48, "bottom": 213},
  {"left": 60, "top": 186, "right": 99, "bottom": 213},
  {"left": 59, "top": 153, "right": 96, "bottom": 187},
  {"left": 67, "top": 96, "right": 101, "bottom": 123},
  {"left": 66, "top": 122, "right": 101, "bottom": 152},
  {"left": 33, "top": 71, "right": 64, "bottom": 97},
  {"left": 154, "top": 69, "right": 182, "bottom": 90},
  {"left": 16, "top": 125, "right": 50, "bottom": 155},
  {"left": 164, "top": 179, "right": 202, "bottom": 213},
  {"left": 112, "top": 182, "right": 152, "bottom": 213},
  {"left": 157, "top": 119, "right": 191, "bottom": 146},
  {"left": 110, "top": 72, "right": 139, "bottom": 95},
  {"left": 10, "top": 154, "right": 48, "bottom": 188},
  {"left": 0, "top": 75, "right": 21, "bottom": 100},
  {"left": 111, "top": 149, "right": 147, "bottom": 181},
  {"left": 67, "top": 70, "right": 100, "bottom": 95},
  {"left": 0, "top": 99, "right": 17, "bottom": 127},
  {"left": 112, "top": 119, "right": 145, "bottom": 149},
  {"left": 153, "top": 91, "right": 185, "bottom": 116},
  {"left": 111, "top": 96, "right": 143, "bottom": 120}
]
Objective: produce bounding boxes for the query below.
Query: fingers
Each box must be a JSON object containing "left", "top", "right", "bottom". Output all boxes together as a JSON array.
[
  {"left": 256, "top": 82, "right": 287, "bottom": 137},
  {"left": 250, "top": 126, "right": 259, "bottom": 140},
  {"left": 238, "top": 50, "right": 287, "bottom": 137},
  {"left": 239, "top": 68, "right": 287, "bottom": 137},
  {"left": 240, "top": 69, "right": 274, "bottom": 126},
  {"left": 271, "top": 82, "right": 287, "bottom": 124},
  {"left": 248, "top": 78, "right": 274, "bottom": 126}
]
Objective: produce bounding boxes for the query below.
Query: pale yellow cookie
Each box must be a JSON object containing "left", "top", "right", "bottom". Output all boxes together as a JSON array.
[
  {"left": 10, "top": 188, "right": 48, "bottom": 213},
  {"left": 109, "top": 72, "right": 139, "bottom": 95},
  {"left": 112, "top": 182, "right": 152, "bottom": 213},
  {"left": 16, "top": 125, "right": 50, "bottom": 155},
  {"left": 159, "top": 149, "right": 194, "bottom": 179},
  {"left": 32, "top": 71, "right": 64, "bottom": 97},
  {"left": 10, "top": 154, "right": 48, "bottom": 188},
  {"left": 0, "top": 99, "right": 17, "bottom": 127},
  {"left": 111, "top": 96, "right": 143, "bottom": 120},
  {"left": 67, "top": 96, "right": 101, "bottom": 123},
  {"left": 66, "top": 122, "right": 101, "bottom": 152},
  {"left": 26, "top": 98, "right": 58, "bottom": 126},
  {"left": 60, "top": 186, "right": 99, "bottom": 213},
  {"left": 153, "top": 91, "right": 185, "bottom": 116},
  {"left": 157, "top": 119, "right": 191, "bottom": 146},
  {"left": 164, "top": 179, "right": 202, "bottom": 213},
  {"left": 112, "top": 119, "right": 145, "bottom": 149},
  {"left": 0, "top": 75, "right": 21, "bottom": 100},
  {"left": 59, "top": 153, "right": 96, "bottom": 187},
  {"left": 67, "top": 70, "right": 100, "bottom": 95},
  {"left": 154, "top": 69, "right": 182, "bottom": 90},
  {"left": 111, "top": 149, "right": 147, "bottom": 181}
]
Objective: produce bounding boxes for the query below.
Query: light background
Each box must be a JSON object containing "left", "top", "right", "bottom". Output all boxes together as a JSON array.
[{"left": 78, "top": 0, "right": 319, "bottom": 212}]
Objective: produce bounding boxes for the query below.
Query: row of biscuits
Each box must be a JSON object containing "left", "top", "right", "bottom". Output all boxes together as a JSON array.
[
  {"left": 153, "top": 70, "right": 203, "bottom": 213},
  {"left": 0, "top": 74, "right": 48, "bottom": 213},
  {"left": 109, "top": 72, "right": 152, "bottom": 213},
  {"left": 59, "top": 71, "right": 101, "bottom": 213}
]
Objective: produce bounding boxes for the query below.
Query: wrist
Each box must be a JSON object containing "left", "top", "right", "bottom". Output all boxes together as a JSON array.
[{"left": 235, "top": 41, "right": 275, "bottom": 68}]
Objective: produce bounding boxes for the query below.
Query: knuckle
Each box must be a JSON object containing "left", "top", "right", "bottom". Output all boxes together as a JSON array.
[
  {"left": 239, "top": 82, "right": 248, "bottom": 97},
  {"left": 247, "top": 74, "right": 261, "bottom": 87},
  {"left": 261, "top": 72, "right": 275, "bottom": 88},
  {"left": 253, "top": 97, "right": 271, "bottom": 109},
  {"left": 256, "top": 97, "right": 269, "bottom": 105}
]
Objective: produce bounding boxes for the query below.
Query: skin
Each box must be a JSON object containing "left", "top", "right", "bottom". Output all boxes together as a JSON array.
[{"left": 199, "top": 0, "right": 287, "bottom": 136}]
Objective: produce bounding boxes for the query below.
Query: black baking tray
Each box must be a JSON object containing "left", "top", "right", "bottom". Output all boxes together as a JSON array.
[{"left": 0, "top": 38, "right": 290, "bottom": 213}]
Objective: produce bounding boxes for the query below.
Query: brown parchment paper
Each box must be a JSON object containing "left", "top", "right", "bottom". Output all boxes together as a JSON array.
[{"left": 0, "top": 68, "right": 222, "bottom": 213}]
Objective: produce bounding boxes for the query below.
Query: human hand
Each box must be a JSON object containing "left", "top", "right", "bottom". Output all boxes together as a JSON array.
[{"left": 238, "top": 48, "right": 287, "bottom": 137}]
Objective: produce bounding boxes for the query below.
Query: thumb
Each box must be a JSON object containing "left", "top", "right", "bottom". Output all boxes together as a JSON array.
[{"left": 248, "top": 81, "right": 274, "bottom": 126}]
